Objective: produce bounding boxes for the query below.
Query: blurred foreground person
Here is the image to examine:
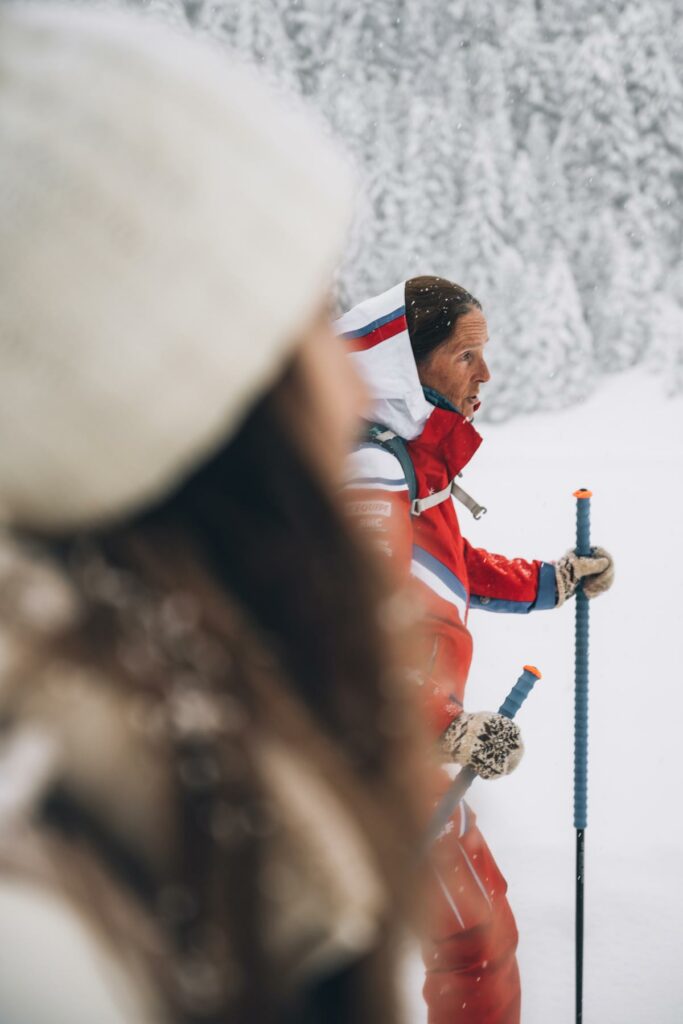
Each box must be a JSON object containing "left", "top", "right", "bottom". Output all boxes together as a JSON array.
[
  {"left": 0, "top": 7, "right": 427, "bottom": 1023},
  {"left": 339, "top": 278, "right": 614, "bottom": 1023}
]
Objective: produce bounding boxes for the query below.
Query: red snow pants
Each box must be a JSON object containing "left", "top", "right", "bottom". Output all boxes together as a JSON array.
[{"left": 423, "top": 781, "right": 520, "bottom": 1024}]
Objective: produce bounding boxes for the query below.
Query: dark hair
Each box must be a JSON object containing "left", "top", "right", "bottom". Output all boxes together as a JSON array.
[
  {"left": 48, "top": 352, "right": 424, "bottom": 1024},
  {"left": 405, "top": 276, "right": 481, "bottom": 363},
  {"left": 136, "top": 357, "right": 396, "bottom": 776}
]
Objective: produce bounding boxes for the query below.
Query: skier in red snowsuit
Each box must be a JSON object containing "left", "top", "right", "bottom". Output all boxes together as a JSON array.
[{"left": 338, "top": 277, "right": 614, "bottom": 1024}]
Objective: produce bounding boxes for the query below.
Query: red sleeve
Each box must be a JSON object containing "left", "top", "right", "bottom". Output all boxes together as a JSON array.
[{"left": 463, "top": 539, "right": 558, "bottom": 613}]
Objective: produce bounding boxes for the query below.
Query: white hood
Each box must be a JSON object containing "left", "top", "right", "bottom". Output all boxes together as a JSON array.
[{"left": 336, "top": 282, "right": 433, "bottom": 440}]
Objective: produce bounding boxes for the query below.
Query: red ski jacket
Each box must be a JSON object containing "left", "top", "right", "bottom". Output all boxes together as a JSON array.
[{"left": 339, "top": 283, "right": 556, "bottom": 737}]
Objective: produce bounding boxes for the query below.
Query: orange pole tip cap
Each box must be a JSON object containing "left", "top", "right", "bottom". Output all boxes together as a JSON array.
[
  {"left": 523, "top": 664, "right": 542, "bottom": 679},
  {"left": 573, "top": 488, "right": 593, "bottom": 499}
]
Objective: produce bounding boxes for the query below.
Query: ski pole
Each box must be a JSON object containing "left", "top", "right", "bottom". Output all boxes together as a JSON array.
[
  {"left": 422, "top": 665, "right": 542, "bottom": 852},
  {"left": 573, "top": 488, "right": 592, "bottom": 1024}
]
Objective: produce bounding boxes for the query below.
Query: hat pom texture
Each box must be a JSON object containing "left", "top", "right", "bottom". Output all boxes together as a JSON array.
[{"left": 0, "top": 4, "right": 353, "bottom": 531}]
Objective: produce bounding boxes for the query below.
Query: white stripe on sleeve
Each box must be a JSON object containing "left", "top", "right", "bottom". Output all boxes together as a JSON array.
[
  {"left": 410, "top": 559, "right": 468, "bottom": 620},
  {"left": 344, "top": 446, "right": 408, "bottom": 492}
]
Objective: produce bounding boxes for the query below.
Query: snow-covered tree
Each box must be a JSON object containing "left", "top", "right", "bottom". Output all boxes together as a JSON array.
[
  {"left": 482, "top": 246, "right": 539, "bottom": 421},
  {"left": 531, "top": 246, "right": 594, "bottom": 411},
  {"left": 486, "top": 246, "right": 593, "bottom": 420},
  {"left": 554, "top": 22, "right": 640, "bottom": 211},
  {"left": 648, "top": 295, "right": 683, "bottom": 396},
  {"left": 618, "top": 2, "right": 683, "bottom": 256},
  {"left": 439, "top": 0, "right": 508, "bottom": 49},
  {"left": 118, "top": 0, "right": 683, "bottom": 415},
  {"left": 503, "top": 5, "right": 563, "bottom": 141},
  {"left": 136, "top": 0, "right": 188, "bottom": 27},
  {"left": 276, "top": 0, "right": 337, "bottom": 96},
  {"left": 592, "top": 213, "right": 655, "bottom": 373},
  {"left": 506, "top": 150, "right": 543, "bottom": 261},
  {"left": 469, "top": 44, "right": 515, "bottom": 181},
  {"left": 452, "top": 125, "right": 507, "bottom": 301},
  {"left": 194, "top": 0, "right": 299, "bottom": 91}
]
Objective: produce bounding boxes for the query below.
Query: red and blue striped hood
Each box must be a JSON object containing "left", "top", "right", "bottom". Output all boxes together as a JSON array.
[{"left": 335, "top": 281, "right": 434, "bottom": 440}]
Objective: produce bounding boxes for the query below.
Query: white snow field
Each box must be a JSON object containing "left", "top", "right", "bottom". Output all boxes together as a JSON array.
[{"left": 403, "top": 367, "right": 683, "bottom": 1023}]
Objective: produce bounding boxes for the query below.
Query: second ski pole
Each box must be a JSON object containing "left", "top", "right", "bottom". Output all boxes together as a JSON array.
[{"left": 422, "top": 664, "right": 542, "bottom": 852}]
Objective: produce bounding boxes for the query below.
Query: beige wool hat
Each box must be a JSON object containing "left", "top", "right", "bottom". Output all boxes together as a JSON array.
[{"left": 0, "top": 3, "right": 354, "bottom": 532}]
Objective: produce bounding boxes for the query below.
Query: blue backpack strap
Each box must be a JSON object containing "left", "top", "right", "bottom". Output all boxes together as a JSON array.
[
  {"left": 364, "top": 422, "right": 487, "bottom": 520},
  {"left": 364, "top": 422, "right": 418, "bottom": 503}
]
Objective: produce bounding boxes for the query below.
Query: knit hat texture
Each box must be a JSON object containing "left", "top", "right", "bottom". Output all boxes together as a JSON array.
[{"left": 0, "top": 3, "right": 353, "bottom": 531}]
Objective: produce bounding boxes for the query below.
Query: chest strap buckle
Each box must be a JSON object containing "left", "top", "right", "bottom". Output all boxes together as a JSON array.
[{"left": 411, "top": 478, "right": 487, "bottom": 520}]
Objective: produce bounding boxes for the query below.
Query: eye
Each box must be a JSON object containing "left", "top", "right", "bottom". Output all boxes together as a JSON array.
[{"left": 460, "top": 351, "right": 473, "bottom": 363}]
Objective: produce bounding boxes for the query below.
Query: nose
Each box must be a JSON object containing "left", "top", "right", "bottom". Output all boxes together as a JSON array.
[{"left": 477, "top": 356, "right": 491, "bottom": 384}]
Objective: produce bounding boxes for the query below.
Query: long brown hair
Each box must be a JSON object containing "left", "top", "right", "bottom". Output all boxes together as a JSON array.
[{"left": 46, "top": 351, "right": 426, "bottom": 1023}]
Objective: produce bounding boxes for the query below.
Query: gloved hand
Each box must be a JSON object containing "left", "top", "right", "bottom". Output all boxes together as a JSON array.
[
  {"left": 441, "top": 711, "right": 524, "bottom": 779},
  {"left": 555, "top": 546, "right": 614, "bottom": 606}
]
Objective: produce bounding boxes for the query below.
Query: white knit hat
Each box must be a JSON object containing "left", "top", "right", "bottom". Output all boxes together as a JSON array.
[{"left": 0, "top": 3, "right": 354, "bottom": 532}]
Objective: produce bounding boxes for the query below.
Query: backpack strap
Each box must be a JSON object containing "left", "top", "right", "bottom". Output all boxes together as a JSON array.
[
  {"left": 364, "top": 423, "right": 487, "bottom": 520},
  {"left": 365, "top": 423, "right": 418, "bottom": 503},
  {"left": 449, "top": 481, "right": 487, "bottom": 520},
  {"left": 410, "top": 479, "right": 487, "bottom": 520}
]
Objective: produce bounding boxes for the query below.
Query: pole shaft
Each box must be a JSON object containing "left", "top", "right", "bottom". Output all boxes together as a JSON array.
[
  {"left": 576, "top": 829, "right": 585, "bottom": 1023},
  {"left": 573, "top": 490, "right": 591, "bottom": 1024},
  {"left": 574, "top": 496, "right": 591, "bottom": 830}
]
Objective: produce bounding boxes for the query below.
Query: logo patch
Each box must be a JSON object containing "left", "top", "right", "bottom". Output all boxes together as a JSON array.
[
  {"left": 359, "top": 516, "right": 385, "bottom": 530},
  {"left": 346, "top": 500, "right": 392, "bottom": 518}
]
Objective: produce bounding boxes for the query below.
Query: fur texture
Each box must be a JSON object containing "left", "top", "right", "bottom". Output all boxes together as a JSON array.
[
  {"left": 555, "top": 546, "right": 614, "bottom": 606},
  {"left": 441, "top": 711, "right": 524, "bottom": 780}
]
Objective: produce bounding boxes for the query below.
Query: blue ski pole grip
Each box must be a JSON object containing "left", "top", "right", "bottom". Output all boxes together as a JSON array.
[
  {"left": 575, "top": 488, "right": 592, "bottom": 558},
  {"left": 573, "top": 489, "right": 592, "bottom": 830},
  {"left": 497, "top": 665, "right": 542, "bottom": 720}
]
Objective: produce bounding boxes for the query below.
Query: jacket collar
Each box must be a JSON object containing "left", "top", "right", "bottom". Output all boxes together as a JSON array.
[
  {"left": 421, "top": 385, "right": 461, "bottom": 415},
  {"left": 411, "top": 387, "right": 483, "bottom": 478}
]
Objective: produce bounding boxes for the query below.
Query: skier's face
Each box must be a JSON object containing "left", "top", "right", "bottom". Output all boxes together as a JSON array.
[{"left": 417, "top": 308, "right": 491, "bottom": 416}]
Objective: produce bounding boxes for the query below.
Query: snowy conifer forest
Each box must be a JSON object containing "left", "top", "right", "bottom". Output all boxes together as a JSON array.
[{"left": 128, "top": 0, "right": 683, "bottom": 421}]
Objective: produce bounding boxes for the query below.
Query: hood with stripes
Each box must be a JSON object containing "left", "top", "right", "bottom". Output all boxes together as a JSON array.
[{"left": 336, "top": 282, "right": 434, "bottom": 440}]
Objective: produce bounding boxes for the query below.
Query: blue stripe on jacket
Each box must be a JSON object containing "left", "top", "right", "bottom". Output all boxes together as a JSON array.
[
  {"left": 340, "top": 305, "right": 406, "bottom": 340},
  {"left": 412, "top": 545, "right": 469, "bottom": 604},
  {"left": 347, "top": 475, "right": 407, "bottom": 487},
  {"left": 469, "top": 561, "right": 557, "bottom": 613}
]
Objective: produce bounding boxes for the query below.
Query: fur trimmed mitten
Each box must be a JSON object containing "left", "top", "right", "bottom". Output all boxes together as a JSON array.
[
  {"left": 555, "top": 546, "right": 614, "bottom": 606},
  {"left": 441, "top": 712, "right": 524, "bottom": 779}
]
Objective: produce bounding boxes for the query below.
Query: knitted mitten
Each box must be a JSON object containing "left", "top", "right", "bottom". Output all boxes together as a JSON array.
[
  {"left": 555, "top": 546, "right": 614, "bottom": 606},
  {"left": 441, "top": 711, "right": 524, "bottom": 780}
]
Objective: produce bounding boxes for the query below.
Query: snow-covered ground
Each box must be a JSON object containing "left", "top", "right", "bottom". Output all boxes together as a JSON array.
[{"left": 404, "top": 368, "right": 683, "bottom": 1023}]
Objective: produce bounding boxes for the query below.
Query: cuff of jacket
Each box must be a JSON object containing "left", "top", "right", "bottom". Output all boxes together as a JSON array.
[{"left": 533, "top": 561, "right": 559, "bottom": 610}]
